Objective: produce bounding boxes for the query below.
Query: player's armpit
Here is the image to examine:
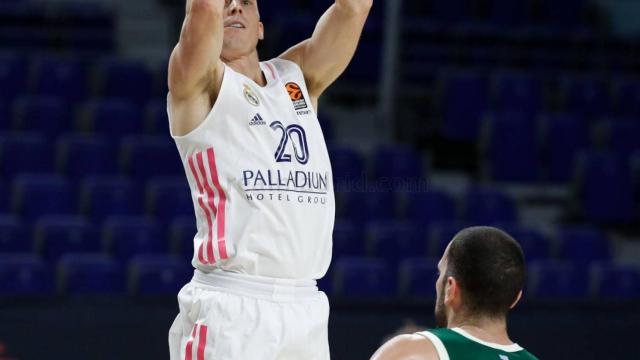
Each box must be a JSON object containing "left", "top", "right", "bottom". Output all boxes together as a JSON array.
[
  {"left": 370, "top": 334, "right": 439, "bottom": 360},
  {"left": 279, "top": 0, "right": 372, "bottom": 100}
]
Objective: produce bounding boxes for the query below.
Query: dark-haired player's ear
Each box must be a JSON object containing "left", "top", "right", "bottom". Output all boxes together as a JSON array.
[
  {"left": 509, "top": 290, "right": 523, "bottom": 309},
  {"left": 444, "top": 277, "right": 457, "bottom": 305},
  {"left": 258, "top": 22, "right": 264, "bottom": 40}
]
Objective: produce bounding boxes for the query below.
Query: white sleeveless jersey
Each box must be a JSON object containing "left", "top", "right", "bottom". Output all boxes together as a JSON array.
[{"left": 168, "top": 58, "right": 335, "bottom": 280}]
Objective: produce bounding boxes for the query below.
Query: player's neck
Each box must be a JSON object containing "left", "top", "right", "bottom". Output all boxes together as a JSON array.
[
  {"left": 448, "top": 316, "right": 513, "bottom": 345},
  {"left": 222, "top": 51, "right": 266, "bottom": 87}
]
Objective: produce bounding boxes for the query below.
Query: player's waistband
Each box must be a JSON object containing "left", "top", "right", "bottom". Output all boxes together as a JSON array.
[{"left": 191, "top": 269, "right": 320, "bottom": 302}]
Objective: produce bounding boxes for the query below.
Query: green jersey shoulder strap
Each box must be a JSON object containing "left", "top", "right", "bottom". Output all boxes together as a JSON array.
[{"left": 415, "top": 328, "right": 539, "bottom": 360}]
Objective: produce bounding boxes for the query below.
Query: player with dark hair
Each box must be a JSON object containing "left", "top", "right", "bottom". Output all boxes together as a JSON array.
[{"left": 371, "top": 226, "right": 539, "bottom": 360}]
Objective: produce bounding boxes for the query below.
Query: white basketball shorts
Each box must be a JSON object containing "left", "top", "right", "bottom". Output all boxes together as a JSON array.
[{"left": 169, "top": 269, "right": 330, "bottom": 360}]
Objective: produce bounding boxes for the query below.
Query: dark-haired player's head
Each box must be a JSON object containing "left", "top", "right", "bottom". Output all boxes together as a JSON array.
[{"left": 434, "top": 226, "right": 526, "bottom": 328}]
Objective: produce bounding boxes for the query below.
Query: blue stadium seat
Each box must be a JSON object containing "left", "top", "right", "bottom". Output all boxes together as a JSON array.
[
  {"left": 169, "top": 216, "right": 197, "bottom": 260},
  {"left": 489, "top": 0, "right": 528, "bottom": 27},
  {"left": 591, "top": 263, "right": 640, "bottom": 300},
  {"left": 332, "top": 220, "right": 365, "bottom": 259},
  {"left": 500, "top": 225, "right": 550, "bottom": 263},
  {"left": 32, "top": 56, "right": 87, "bottom": 104},
  {"left": 372, "top": 145, "right": 425, "bottom": 190},
  {"left": 0, "top": 254, "right": 53, "bottom": 296},
  {"left": 540, "top": 113, "right": 589, "bottom": 182},
  {"left": 99, "top": 59, "right": 152, "bottom": 104},
  {"left": 145, "top": 99, "right": 168, "bottom": 134},
  {"left": 442, "top": 71, "right": 489, "bottom": 140},
  {"left": 129, "top": 255, "right": 191, "bottom": 295},
  {"left": 79, "top": 176, "right": 140, "bottom": 221},
  {"left": 12, "top": 174, "right": 73, "bottom": 220},
  {"left": 317, "top": 113, "right": 334, "bottom": 143},
  {"left": 575, "top": 151, "right": 634, "bottom": 223},
  {"left": 120, "top": 136, "right": 184, "bottom": 181},
  {"left": 601, "top": 120, "right": 640, "bottom": 159},
  {"left": 58, "top": 254, "right": 124, "bottom": 294},
  {"left": 56, "top": 134, "right": 117, "bottom": 178},
  {"left": 146, "top": 177, "right": 194, "bottom": 224},
  {"left": 483, "top": 110, "right": 539, "bottom": 182},
  {"left": 528, "top": 261, "right": 589, "bottom": 299},
  {"left": 564, "top": 76, "right": 610, "bottom": 121},
  {"left": 328, "top": 144, "right": 365, "bottom": 185},
  {"left": 0, "top": 100, "right": 9, "bottom": 131},
  {"left": 342, "top": 42, "right": 381, "bottom": 83},
  {"left": 557, "top": 227, "right": 610, "bottom": 265},
  {"left": 0, "top": 52, "right": 26, "bottom": 102},
  {"left": 13, "top": 96, "right": 72, "bottom": 137},
  {"left": 342, "top": 190, "right": 397, "bottom": 224},
  {"left": 494, "top": 71, "right": 542, "bottom": 118},
  {"left": 463, "top": 187, "right": 518, "bottom": 225},
  {"left": 34, "top": 216, "right": 98, "bottom": 261},
  {"left": 398, "top": 258, "right": 439, "bottom": 298},
  {"left": 613, "top": 78, "right": 640, "bottom": 117},
  {"left": 404, "top": 189, "right": 457, "bottom": 226},
  {"left": 85, "top": 98, "right": 141, "bottom": 136},
  {"left": 0, "top": 215, "right": 28, "bottom": 253},
  {"left": 367, "top": 221, "right": 427, "bottom": 267},
  {"left": 0, "top": 133, "right": 52, "bottom": 176},
  {"left": 539, "top": 0, "right": 586, "bottom": 28},
  {"left": 0, "top": 180, "right": 6, "bottom": 212},
  {"left": 428, "top": 221, "right": 465, "bottom": 257},
  {"left": 333, "top": 258, "right": 395, "bottom": 297},
  {"left": 432, "top": 0, "right": 471, "bottom": 23},
  {"left": 103, "top": 216, "right": 164, "bottom": 262}
]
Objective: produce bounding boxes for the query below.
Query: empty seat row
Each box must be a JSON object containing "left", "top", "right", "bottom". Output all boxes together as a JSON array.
[
  {"left": 441, "top": 70, "right": 640, "bottom": 141},
  {"left": 0, "top": 134, "right": 182, "bottom": 181},
  {"left": 3, "top": 255, "right": 637, "bottom": 299},
  {"left": 0, "top": 213, "right": 613, "bottom": 268},
  {"left": 0, "top": 54, "right": 160, "bottom": 104},
  {"left": 0, "top": 97, "right": 168, "bottom": 135},
  {"left": 0, "top": 253, "right": 191, "bottom": 296}
]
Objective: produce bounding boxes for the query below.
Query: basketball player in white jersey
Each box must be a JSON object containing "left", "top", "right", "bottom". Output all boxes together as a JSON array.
[{"left": 166, "top": 0, "right": 372, "bottom": 359}]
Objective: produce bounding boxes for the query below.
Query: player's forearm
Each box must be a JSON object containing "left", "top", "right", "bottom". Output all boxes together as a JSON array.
[{"left": 335, "top": 0, "right": 372, "bottom": 15}]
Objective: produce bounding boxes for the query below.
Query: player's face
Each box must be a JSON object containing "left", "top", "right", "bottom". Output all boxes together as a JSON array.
[
  {"left": 434, "top": 244, "right": 450, "bottom": 328},
  {"left": 221, "top": 0, "right": 264, "bottom": 59}
]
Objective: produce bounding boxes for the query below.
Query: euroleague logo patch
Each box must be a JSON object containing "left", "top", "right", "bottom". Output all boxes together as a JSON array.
[
  {"left": 243, "top": 83, "right": 260, "bottom": 107},
  {"left": 285, "top": 82, "right": 308, "bottom": 110}
]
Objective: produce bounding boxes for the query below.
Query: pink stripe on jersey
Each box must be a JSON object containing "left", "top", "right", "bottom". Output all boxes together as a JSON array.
[
  {"left": 188, "top": 155, "right": 214, "bottom": 265},
  {"left": 185, "top": 324, "right": 197, "bottom": 360},
  {"left": 207, "top": 147, "right": 228, "bottom": 260},
  {"left": 264, "top": 62, "right": 276, "bottom": 80},
  {"left": 197, "top": 324, "right": 208, "bottom": 360},
  {"left": 196, "top": 152, "right": 217, "bottom": 262}
]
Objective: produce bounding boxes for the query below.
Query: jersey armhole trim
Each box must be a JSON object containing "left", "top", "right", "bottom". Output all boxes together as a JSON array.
[{"left": 416, "top": 331, "right": 450, "bottom": 360}]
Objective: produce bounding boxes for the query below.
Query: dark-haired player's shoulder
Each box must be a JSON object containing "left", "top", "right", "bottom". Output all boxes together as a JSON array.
[{"left": 370, "top": 334, "right": 439, "bottom": 360}]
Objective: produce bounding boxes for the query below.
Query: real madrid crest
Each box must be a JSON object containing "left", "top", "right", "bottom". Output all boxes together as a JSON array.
[{"left": 243, "top": 83, "right": 260, "bottom": 107}]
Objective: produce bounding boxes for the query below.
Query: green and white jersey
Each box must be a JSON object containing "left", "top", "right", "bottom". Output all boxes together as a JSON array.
[{"left": 416, "top": 328, "right": 539, "bottom": 360}]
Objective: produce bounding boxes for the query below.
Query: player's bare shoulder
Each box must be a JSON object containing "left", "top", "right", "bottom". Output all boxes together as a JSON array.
[{"left": 370, "top": 334, "right": 439, "bottom": 360}]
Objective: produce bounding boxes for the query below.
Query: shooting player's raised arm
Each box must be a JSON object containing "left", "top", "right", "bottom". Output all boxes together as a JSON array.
[
  {"left": 169, "top": 0, "right": 226, "bottom": 100},
  {"left": 279, "top": 0, "right": 372, "bottom": 101}
]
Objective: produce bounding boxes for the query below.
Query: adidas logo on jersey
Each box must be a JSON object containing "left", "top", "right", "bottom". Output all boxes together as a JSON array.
[
  {"left": 249, "top": 113, "right": 266, "bottom": 126},
  {"left": 499, "top": 355, "right": 509, "bottom": 360}
]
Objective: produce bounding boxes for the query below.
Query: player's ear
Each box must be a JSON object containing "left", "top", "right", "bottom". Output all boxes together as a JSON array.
[
  {"left": 509, "top": 290, "right": 523, "bottom": 309},
  {"left": 443, "top": 276, "right": 456, "bottom": 305},
  {"left": 258, "top": 21, "right": 264, "bottom": 41}
]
